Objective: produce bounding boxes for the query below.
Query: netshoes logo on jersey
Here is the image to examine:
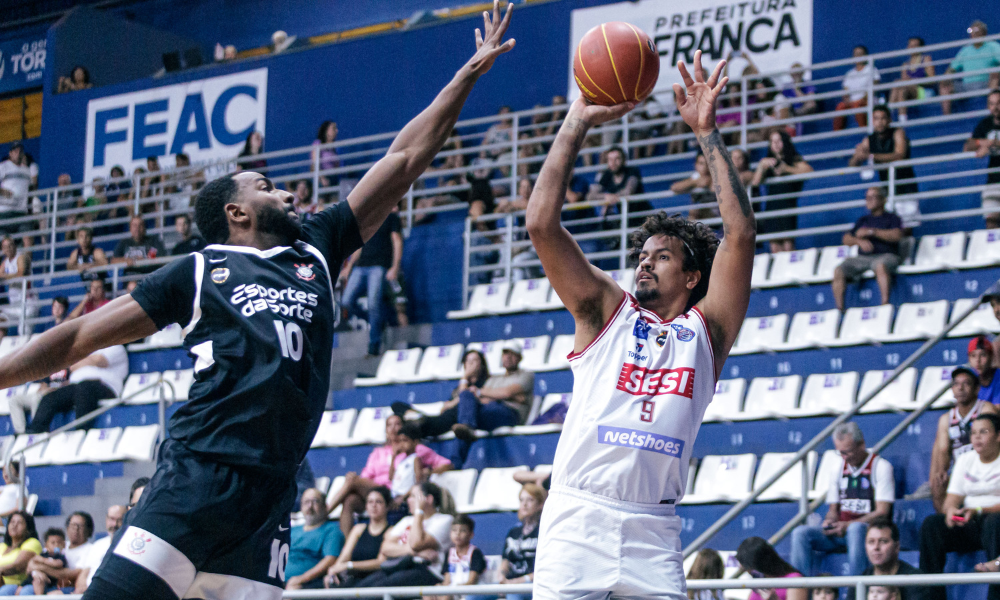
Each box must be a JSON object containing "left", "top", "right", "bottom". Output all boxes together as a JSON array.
[
  {"left": 597, "top": 426, "right": 685, "bottom": 457},
  {"left": 230, "top": 283, "right": 319, "bottom": 322},
  {"left": 616, "top": 364, "right": 695, "bottom": 397}
]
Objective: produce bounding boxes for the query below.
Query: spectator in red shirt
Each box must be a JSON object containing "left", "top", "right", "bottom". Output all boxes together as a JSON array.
[{"left": 66, "top": 277, "right": 109, "bottom": 321}]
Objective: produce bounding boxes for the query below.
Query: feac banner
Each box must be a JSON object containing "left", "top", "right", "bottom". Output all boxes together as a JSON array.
[
  {"left": 84, "top": 68, "right": 267, "bottom": 184},
  {"left": 568, "top": 0, "right": 813, "bottom": 101},
  {"left": 0, "top": 37, "right": 46, "bottom": 95}
]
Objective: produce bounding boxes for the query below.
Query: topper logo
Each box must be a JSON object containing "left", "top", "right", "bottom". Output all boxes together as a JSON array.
[
  {"left": 767, "top": 379, "right": 785, "bottom": 391},
  {"left": 990, "top": 232, "right": 1000, "bottom": 243},
  {"left": 616, "top": 364, "right": 695, "bottom": 398}
]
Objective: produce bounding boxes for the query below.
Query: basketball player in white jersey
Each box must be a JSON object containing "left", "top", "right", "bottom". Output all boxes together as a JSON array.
[{"left": 525, "top": 50, "right": 755, "bottom": 600}]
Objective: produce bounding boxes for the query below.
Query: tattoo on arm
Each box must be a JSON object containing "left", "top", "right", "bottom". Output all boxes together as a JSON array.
[{"left": 697, "top": 130, "right": 754, "bottom": 230}]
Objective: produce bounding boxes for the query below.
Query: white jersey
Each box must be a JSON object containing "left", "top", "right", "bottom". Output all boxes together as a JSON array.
[{"left": 550, "top": 291, "right": 716, "bottom": 505}]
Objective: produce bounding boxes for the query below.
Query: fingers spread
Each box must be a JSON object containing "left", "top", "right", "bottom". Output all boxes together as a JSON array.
[
  {"left": 672, "top": 83, "right": 686, "bottom": 108},
  {"left": 483, "top": 11, "right": 492, "bottom": 38},
  {"left": 707, "top": 59, "right": 726, "bottom": 88},
  {"left": 498, "top": 2, "right": 513, "bottom": 36},
  {"left": 713, "top": 75, "right": 730, "bottom": 96},
  {"left": 677, "top": 61, "right": 694, "bottom": 87},
  {"left": 693, "top": 49, "right": 705, "bottom": 83},
  {"left": 475, "top": 28, "right": 483, "bottom": 49}
]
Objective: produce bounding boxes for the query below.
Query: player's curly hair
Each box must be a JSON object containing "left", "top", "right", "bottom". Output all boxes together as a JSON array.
[
  {"left": 194, "top": 174, "right": 238, "bottom": 245},
  {"left": 627, "top": 212, "right": 720, "bottom": 311}
]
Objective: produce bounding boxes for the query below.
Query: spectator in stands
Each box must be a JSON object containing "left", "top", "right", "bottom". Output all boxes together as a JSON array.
[
  {"left": 747, "top": 78, "right": 792, "bottom": 143},
  {"left": 105, "top": 166, "right": 129, "bottom": 207},
  {"left": 50, "top": 297, "right": 69, "bottom": 329},
  {"left": 112, "top": 216, "right": 165, "bottom": 273},
  {"left": 631, "top": 95, "right": 666, "bottom": 159},
  {"left": 844, "top": 518, "right": 926, "bottom": 600},
  {"left": 170, "top": 214, "right": 205, "bottom": 255},
  {"left": 293, "top": 180, "right": 319, "bottom": 217},
  {"left": 0, "top": 510, "right": 40, "bottom": 595},
  {"left": 940, "top": 21, "right": 1000, "bottom": 115},
  {"left": 67, "top": 227, "right": 108, "bottom": 271},
  {"left": 751, "top": 131, "right": 813, "bottom": 252},
  {"left": 834, "top": 46, "right": 880, "bottom": 130},
  {"left": 0, "top": 463, "right": 22, "bottom": 519},
  {"left": 783, "top": 63, "right": 818, "bottom": 118},
  {"left": 28, "top": 528, "right": 66, "bottom": 596},
  {"left": 969, "top": 336, "right": 1000, "bottom": 404},
  {"left": 686, "top": 548, "right": 725, "bottom": 600},
  {"left": 128, "top": 477, "right": 148, "bottom": 510},
  {"left": 325, "top": 487, "right": 392, "bottom": 588},
  {"left": 848, "top": 105, "right": 919, "bottom": 203},
  {"left": 587, "top": 146, "right": 649, "bottom": 225},
  {"left": 285, "top": 488, "right": 345, "bottom": 590},
  {"left": 0, "top": 236, "right": 35, "bottom": 333},
  {"left": 223, "top": 45, "right": 237, "bottom": 60},
  {"left": 66, "top": 277, "right": 109, "bottom": 321},
  {"left": 237, "top": 131, "right": 266, "bottom": 171},
  {"left": 890, "top": 38, "right": 936, "bottom": 122},
  {"left": 8, "top": 360, "right": 74, "bottom": 434},
  {"left": 390, "top": 423, "right": 427, "bottom": 500},
  {"left": 736, "top": 537, "right": 806, "bottom": 600},
  {"left": 326, "top": 415, "right": 451, "bottom": 536},
  {"left": 0, "top": 144, "right": 31, "bottom": 235},
  {"left": 921, "top": 413, "right": 1000, "bottom": 600},
  {"left": 338, "top": 205, "right": 403, "bottom": 356},
  {"left": 482, "top": 106, "right": 514, "bottom": 159},
  {"left": 790, "top": 422, "right": 894, "bottom": 576},
  {"left": 496, "top": 178, "right": 531, "bottom": 214},
  {"left": 26, "top": 511, "right": 92, "bottom": 595},
  {"left": 436, "top": 514, "right": 485, "bottom": 596},
  {"left": 966, "top": 89, "right": 1000, "bottom": 228},
  {"left": 832, "top": 187, "right": 904, "bottom": 310},
  {"left": 812, "top": 581, "right": 838, "bottom": 600},
  {"left": 25, "top": 345, "right": 127, "bottom": 433},
  {"left": 355, "top": 482, "right": 453, "bottom": 588},
  {"left": 486, "top": 483, "right": 546, "bottom": 600},
  {"left": 314, "top": 121, "right": 341, "bottom": 194},
  {"left": 72, "top": 504, "right": 125, "bottom": 594},
  {"left": 671, "top": 152, "right": 717, "bottom": 221},
  {"left": 56, "top": 67, "right": 92, "bottom": 94},
  {"left": 393, "top": 347, "right": 489, "bottom": 431},
  {"left": 930, "top": 366, "right": 997, "bottom": 511}
]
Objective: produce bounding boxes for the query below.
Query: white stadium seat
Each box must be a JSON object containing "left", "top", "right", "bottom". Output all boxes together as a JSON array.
[
  {"left": 515, "top": 336, "right": 551, "bottom": 372},
  {"left": 467, "top": 466, "right": 528, "bottom": 512},
  {"left": 755, "top": 451, "right": 818, "bottom": 501},
  {"left": 401, "top": 402, "right": 445, "bottom": 420},
  {"left": 917, "top": 366, "right": 958, "bottom": 408},
  {"left": 878, "top": 300, "right": 949, "bottom": 342},
  {"left": 350, "top": 407, "right": 393, "bottom": 445},
  {"left": 750, "top": 254, "right": 771, "bottom": 288},
  {"left": 608, "top": 269, "right": 635, "bottom": 293},
  {"left": 311, "top": 409, "right": 359, "bottom": 448},
  {"left": 161, "top": 369, "right": 195, "bottom": 401},
  {"left": 538, "top": 335, "right": 574, "bottom": 371},
  {"left": 858, "top": 367, "right": 918, "bottom": 412},
  {"left": 77, "top": 428, "right": 123, "bottom": 463},
  {"left": 795, "top": 372, "right": 860, "bottom": 417},
  {"left": 963, "top": 229, "right": 1000, "bottom": 268},
  {"left": 122, "top": 372, "right": 162, "bottom": 404},
  {"left": 325, "top": 476, "right": 346, "bottom": 519},
  {"left": 354, "top": 348, "right": 423, "bottom": 386},
  {"left": 412, "top": 344, "right": 465, "bottom": 381},
  {"left": 703, "top": 379, "right": 746, "bottom": 422},
  {"left": 731, "top": 314, "right": 789, "bottom": 354},
  {"left": 774, "top": 309, "right": 841, "bottom": 350},
  {"left": 431, "top": 469, "right": 479, "bottom": 513},
  {"left": 760, "top": 248, "right": 818, "bottom": 287},
  {"left": 899, "top": 232, "right": 967, "bottom": 273},
  {"left": 465, "top": 341, "right": 505, "bottom": 376},
  {"left": 948, "top": 298, "right": 1000, "bottom": 337},
  {"left": 447, "top": 282, "right": 513, "bottom": 319},
  {"left": 683, "top": 454, "right": 757, "bottom": 503},
  {"left": 40, "top": 430, "right": 86, "bottom": 465},
  {"left": 540, "top": 285, "right": 566, "bottom": 310},
  {"left": 830, "top": 304, "right": 894, "bottom": 346},
  {"left": 114, "top": 425, "right": 160, "bottom": 461},
  {"left": 147, "top": 323, "right": 184, "bottom": 348},
  {"left": 811, "top": 450, "right": 843, "bottom": 499},
  {"left": 501, "top": 278, "right": 554, "bottom": 313},
  {"left": 538, "top": 393, "right": 571, "bottom": 417},
  {"left": 9, "top": 434, "right": 47, "bottom": 467},
  {"left": 802, "top": 245, "right": 857, "bottom": 284},
  {"left": 742, "top": 376, "right": 802, "bottom": 419}
]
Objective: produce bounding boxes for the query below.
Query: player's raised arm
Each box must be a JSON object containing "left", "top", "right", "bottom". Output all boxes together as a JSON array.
[
  {"left": 680, "top": 50, "right": 756, "bottom": 371},
  {"left": 525, "top": 99, "right": 634, "bottom": 352},
  {"left": 0, "top": 295, "right": 158, "bottom": 390},
  {"left": 347, "top": 0, "right": 515, "bottom": 241}
]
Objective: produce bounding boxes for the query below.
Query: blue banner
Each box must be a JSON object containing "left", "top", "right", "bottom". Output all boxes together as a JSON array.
[{"left": 0, "top": 37, "right": 46, "bottom": 95}]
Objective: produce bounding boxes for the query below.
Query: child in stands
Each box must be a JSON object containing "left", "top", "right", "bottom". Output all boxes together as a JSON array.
[{"left": 389, "top": 422, "right": 426, "bottom": 502}]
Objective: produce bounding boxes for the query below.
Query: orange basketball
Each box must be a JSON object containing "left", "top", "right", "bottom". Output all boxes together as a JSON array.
[{"left": 573, "top": 21, "right": 660, "bottom": 106}]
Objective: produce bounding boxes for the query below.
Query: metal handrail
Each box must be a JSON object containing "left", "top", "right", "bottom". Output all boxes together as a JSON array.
[{"left": 682, "top": 281, "right": 1000, "bottom": 558}]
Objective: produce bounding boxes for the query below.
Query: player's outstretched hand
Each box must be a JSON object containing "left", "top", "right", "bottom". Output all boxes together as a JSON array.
[
  {"left": 466, "top": 0, "right": 516, "bottom": 76},
  {"left": 673, "top": 49, "right": 728, "bottom": 137},
  {"left": 568, "top": 97, "right": 636, "bottom": 129}
]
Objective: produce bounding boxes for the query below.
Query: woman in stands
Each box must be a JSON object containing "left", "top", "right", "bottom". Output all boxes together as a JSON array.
[
  {"left": 468, "top": 483, "right": 546, "bottom": 600},
  {"left": 0, "top": 510, "right": 41, "bottom": 595},
  {"left": 752, "top": 130, "right": 813, "bottom": 253},
  {"left": 66, "top": 227, "right": 108, "bottom": 271},
  {"left": 237, "top": 131, "right": 267, "bottom": 172},
  {"left": 324, "top": 486, "right": 392, "bottom": 588},
  {"left": 687, "top": 549, "right": 725, "bottom": 600},
  {"left": 890, "top": 37, "right": 935, "bottom": 122},
  {"left": 731, "top": 149, "right": 755, "bottom": 187},
  {"left": 313, "top": 121, "right": 341, "bottom": 199},
  {"left": 390, "top": 349, "right": 490, "bottom": 437},
  {"left": 736, "top": 537, "right": 807, "bottom": 600}
]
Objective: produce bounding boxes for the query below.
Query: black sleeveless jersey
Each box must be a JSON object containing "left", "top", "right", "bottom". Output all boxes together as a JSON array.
[{"left": 131, "top": 202, "right": 363, "bottom": 474}]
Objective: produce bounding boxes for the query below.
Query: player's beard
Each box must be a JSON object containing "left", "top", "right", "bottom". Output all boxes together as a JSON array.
[
  {"left": 257, "top": 205, "right": 302, "bottom": 245},
  {"left": 634, "top": 275, "right": 660, "bottom": 305}
]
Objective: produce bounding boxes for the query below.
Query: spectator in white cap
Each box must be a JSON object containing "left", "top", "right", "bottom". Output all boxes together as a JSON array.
[{"left": 393, "top": 340, "right": 534, "bottom": 466}]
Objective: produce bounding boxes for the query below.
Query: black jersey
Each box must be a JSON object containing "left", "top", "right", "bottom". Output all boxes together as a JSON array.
[{"left": 131, "top": 202, "right": 363, "bottom": 474}]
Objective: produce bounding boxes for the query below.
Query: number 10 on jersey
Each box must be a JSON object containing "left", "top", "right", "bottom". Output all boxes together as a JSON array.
[{"left": 273, "top": 320, "right": 303, "bottom": 361}]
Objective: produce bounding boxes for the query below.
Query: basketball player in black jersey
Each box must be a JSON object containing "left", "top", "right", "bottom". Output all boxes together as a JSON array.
[{"left": 0, "top": 4, "right": 515, "bottom": 599}]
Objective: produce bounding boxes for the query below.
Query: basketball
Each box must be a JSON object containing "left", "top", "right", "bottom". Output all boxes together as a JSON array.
[{"left": 573, "top": 21, "right": 660, "bottom": 106}]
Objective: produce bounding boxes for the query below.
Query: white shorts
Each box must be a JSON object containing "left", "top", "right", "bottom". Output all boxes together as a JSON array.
[{"left": 533, "top": 486, "right": 687, "bottom": 600}]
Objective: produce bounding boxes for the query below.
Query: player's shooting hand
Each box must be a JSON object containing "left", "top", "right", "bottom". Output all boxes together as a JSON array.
[
  {"left": 465, "top": 0, "right": 516, "bottom": 77},
  {"left": 673, "top": 49, "right": 729, "bottom": 138},
  {"left": 567, "top": 97, "right": 635, "bottom": 129}
]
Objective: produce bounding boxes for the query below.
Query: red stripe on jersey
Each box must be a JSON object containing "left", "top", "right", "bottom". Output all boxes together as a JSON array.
[{"left": 692, "top": 306, "right": 717, "bottom": 383}]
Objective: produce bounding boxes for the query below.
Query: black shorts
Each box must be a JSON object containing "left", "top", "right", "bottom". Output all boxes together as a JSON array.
[{"left": 86, "top": 439, "right": 296, "bottom": 600}]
